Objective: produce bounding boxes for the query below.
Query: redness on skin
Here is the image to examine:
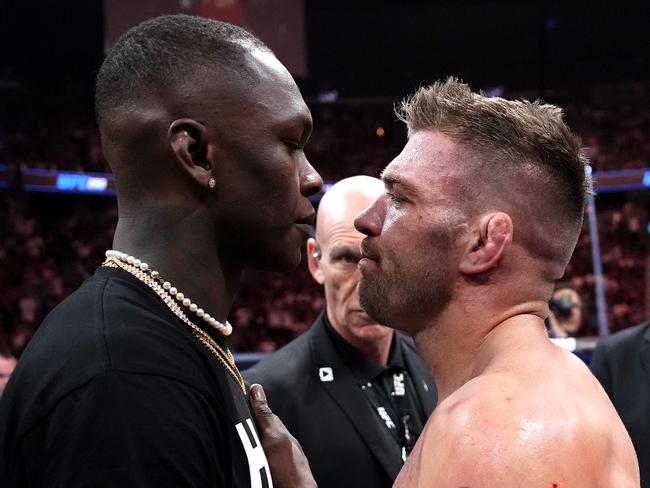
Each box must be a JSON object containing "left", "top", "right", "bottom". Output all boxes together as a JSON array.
[{"left": 552, "top": 484, "right": 559, "bottom": 487}]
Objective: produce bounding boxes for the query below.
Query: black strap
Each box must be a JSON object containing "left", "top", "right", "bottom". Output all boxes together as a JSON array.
[{"left": 359, "top": 368, "right": 417, "bottom": 463}]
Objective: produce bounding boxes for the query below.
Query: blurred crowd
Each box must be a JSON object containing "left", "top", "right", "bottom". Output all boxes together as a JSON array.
[
  {"left": 0, "top": 83, "right": 649, "bottom": 358},
  {"left": 0, "top": 191, "right": 647, "bottom": 358},
  {"left": 2, "top": 82, "right": 649, "bottom": 177},
  {"left": 0, "top": 196, "right": 117, "bottom": 357},
  {"left": 565, "top": 196, "right": 649, "bottom": 335}
]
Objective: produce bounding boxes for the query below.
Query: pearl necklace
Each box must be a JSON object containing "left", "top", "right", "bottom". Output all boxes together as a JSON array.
[
  {"left": 105, "top": 250, "right": 232, "bottom": 336},
  {"left": 102, "top": 250, "right": 245, "bottom": 394}
]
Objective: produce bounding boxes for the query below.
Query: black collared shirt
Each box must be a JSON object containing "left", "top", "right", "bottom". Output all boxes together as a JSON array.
[{"left": 323, "top": 314, "right": 426, "bottom": 460}]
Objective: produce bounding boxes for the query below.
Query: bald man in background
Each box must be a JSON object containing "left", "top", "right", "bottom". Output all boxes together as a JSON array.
[{"left": 245, "top": 176, "right": 436, "bottom": 488}]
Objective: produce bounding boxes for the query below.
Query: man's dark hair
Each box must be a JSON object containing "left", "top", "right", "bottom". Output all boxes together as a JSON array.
[{"left": 95, "top": 14, "right": 272, "bottom": 126}]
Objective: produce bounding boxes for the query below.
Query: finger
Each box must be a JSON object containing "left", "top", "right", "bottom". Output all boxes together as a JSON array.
[
  {"left": 248, "top": 384, "right": 294, "bottom": 446},
  {"left": 248, "top": 383, "right": 274, "bottom": 418}
]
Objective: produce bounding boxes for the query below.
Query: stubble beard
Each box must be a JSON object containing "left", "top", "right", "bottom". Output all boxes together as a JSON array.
[
  {"left": 358, "top": 270, "right": 394, "bottom": 329},
  {"left": 359, "top": 256, "right": 453, "bottom": 333}
]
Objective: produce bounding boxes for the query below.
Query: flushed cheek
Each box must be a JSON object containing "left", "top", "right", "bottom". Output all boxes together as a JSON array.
[{"left": 379, "top": 213, "right": 416, "bottom": 249}]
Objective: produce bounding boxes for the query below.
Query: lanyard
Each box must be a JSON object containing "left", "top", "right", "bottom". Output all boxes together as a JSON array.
[{"left": 360, "top": 369, "right": 416, "bottom": 462}]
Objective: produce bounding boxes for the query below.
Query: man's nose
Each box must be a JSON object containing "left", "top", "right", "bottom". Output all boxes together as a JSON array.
[
  {"left": 354, "top": 194, "right": 385, "bottom": 237},
  {"left": 299, "top": 156, "right": 323, "bottom": 198}
]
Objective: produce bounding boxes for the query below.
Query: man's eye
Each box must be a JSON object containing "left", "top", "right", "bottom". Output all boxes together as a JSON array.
[
  {"left": 284, "top": 140, "right": 300, "bottom": 151},
  {"left": 340, "top": 254, "right": 360, "bottom": 264}
]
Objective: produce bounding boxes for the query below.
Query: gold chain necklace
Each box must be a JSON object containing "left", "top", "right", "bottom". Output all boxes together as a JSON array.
[
  {"left": 102, "top": 252, "right": 246, "bottom": 394},
  {"left": 105, "top": 250, "right": 233, "bottom": 336}
]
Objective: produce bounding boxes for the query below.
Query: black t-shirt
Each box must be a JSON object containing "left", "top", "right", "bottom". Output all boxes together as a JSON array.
[{"left": 0, "top": 266, "right": 272, "bottom": 488}]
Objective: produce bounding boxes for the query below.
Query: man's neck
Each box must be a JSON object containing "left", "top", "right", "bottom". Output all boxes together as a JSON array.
[
  {"left": 547, "top": 315, "right": 569, "bottom": 337},
  {"left": 112, "top": 207, "right": 241, "bottom": 325},
  {"left": 414, "top": 301, "right": 549, "bottom": 403}
]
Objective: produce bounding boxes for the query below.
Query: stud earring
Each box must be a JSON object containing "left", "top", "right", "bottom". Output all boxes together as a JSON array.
[{"left": 208, "top": 178, "right": 216, "bottom": 189}]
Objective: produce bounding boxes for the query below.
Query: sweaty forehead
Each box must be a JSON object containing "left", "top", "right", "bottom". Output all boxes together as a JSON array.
[
  {"left": 184, "top": 49, "right": 310, "bottom": 134},
  {"left": 383, "top": 130, "right": 468, "bottom": 199},
  {"left": 245, "top": 50, "right": 311, "bottom": 126}
]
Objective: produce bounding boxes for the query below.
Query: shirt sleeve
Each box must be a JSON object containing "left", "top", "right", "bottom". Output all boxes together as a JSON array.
[{"left": 19, "top": 370, "right": 229, "bottom": 487}]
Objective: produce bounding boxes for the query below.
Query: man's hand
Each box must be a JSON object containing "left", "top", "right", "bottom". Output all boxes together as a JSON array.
[{"left": 248, "top": 383, "right": 317, "bottom": 488}]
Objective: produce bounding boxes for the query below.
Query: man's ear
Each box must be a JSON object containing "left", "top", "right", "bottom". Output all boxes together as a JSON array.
[
  {"left": 307, "top": 238, "right": 324, "bottom": 285},
  {"left": 168, "top": 118, "right": 212, "bottom": 188},
  {"left": 459, "top": 212, "right": 513, "bottom": 275}
]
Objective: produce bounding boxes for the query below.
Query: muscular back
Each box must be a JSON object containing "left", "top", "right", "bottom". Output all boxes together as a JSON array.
[{"left": 395, "top": 341, "right": 640, "bottom": 487}]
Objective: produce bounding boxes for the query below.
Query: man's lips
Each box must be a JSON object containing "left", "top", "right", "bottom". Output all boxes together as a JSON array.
[
  {"left": 360, "top": 241, "right": 379, "bottom": 262},
  {"left": 294, "top": 222, "right": 313, "bottom": 237},
  {"left": 294, "top": 212, "right": 316, "bottom": 236},
  {"left": 295, "top": 212, "right": 316, "bottom": 226}
]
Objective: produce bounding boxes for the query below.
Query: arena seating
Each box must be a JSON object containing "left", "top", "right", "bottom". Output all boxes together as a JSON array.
[{"left": 1, "top": 83, "right": 648, "bottom": 354}]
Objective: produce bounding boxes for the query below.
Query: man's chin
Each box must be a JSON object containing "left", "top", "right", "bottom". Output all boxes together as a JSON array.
[
  {"left": 349, "top": 310, "right": 389, "bottom": 329},
  {"left": 357, "top": 323, "right": 394, "bottom": 339},
  {"left": 358, "top": 283, "right": 383, "bottom": 317}
]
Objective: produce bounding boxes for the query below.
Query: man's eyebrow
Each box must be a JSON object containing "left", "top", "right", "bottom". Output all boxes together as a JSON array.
[
  {"left": 328, "top": 244, "right": 362, "bottom": 262},
  {"left": 329, "top": 244, "right": 361, "bottom": 256},
  {"left": 298, "top": 113, "right": 314, "bottom": 142},
  {"left": 380, "top": 171, "right": 419, "bottom": 196},
  {"left": 275, "top": 111, "right": 313, "bottom": 139},
  {"left": 297, "top": 112, "right": 313, "bottom": 134}
]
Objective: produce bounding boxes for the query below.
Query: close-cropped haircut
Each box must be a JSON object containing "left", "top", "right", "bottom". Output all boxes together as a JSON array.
[
  {"left": 95, "top": 14, "right": 272, "bottom": 126},
  {"left": 397, "top": 77, "right": 592, "bottom": 241},
  {"left": 396, "top": 78, "right": 592, "bottom": 274}
]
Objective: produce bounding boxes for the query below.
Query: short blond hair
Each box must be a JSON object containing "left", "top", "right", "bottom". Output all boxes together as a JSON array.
[{"left": 397, "top": 77, "right": 592, "bottom": 274}]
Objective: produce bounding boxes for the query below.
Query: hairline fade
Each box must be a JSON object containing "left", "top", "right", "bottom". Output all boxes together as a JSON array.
[
  {"left": 396, "top": 77, "right": 594, "bottom": 276},
  {"left": 95, "top": 14, "right": 273, "bottom": 127}
]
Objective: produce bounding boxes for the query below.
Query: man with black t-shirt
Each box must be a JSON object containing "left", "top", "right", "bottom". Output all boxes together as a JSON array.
[
  {"left": 0, "top": 15, "right": 321, "bottom": 487},
  {"left": 245, "top": 177, "right": 436, "bottom": 488}
]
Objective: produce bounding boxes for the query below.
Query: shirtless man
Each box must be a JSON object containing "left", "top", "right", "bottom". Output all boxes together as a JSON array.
[{"left": 354, "top": 78, "right": 640, "bottom": 487}]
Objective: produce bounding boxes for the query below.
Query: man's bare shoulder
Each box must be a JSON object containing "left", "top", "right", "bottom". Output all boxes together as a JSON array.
[{"left": 396, "top": 364, "right": 639, "bottom": 487}]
